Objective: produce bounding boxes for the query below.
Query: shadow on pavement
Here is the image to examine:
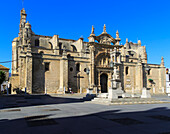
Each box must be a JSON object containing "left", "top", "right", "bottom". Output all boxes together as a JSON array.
[
  {"left": 0, "top": 107, "right": 170, "bottom": 134},
  {"left": 0, "top": 94, "right": 84, "bottom": 109}
]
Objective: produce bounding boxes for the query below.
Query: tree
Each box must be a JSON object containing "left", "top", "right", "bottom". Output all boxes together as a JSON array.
[{"left": 0, "top": 71, "right": 6, "bottom": 86}]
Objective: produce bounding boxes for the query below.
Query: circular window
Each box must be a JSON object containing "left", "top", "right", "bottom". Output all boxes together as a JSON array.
[
  {"left": 70, "top": 67, "right": 73, "bottom": 72},
  {"left": 84, "top": 68, "right": 87, "bottom": 72}
]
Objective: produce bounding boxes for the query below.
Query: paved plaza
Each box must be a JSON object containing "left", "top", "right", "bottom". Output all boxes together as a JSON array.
[{"left": 1, "top": 94, "right": 170, "bottom": 134}]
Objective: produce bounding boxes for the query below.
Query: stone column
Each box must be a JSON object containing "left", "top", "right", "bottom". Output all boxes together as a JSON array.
[
  {"left": 105, "top": 58, "right": 107, "bottom": 66},
  {"left": 59, "top": 51, "right": 68, "bottom": 93},
  {"left": 158, "top": 57, "right": 166, "bottom": 93},
  {"left": 114, "top": 47, "right": 117, "bottom": 63},
  {"left": 98, "top": 71, "right": 101, "bottom": 93},
  {"left": 90, "top": 45, "right": 95, "bottom": 88},
  {"left": 118, "top": 49, "right": 121, "bottom": 63},
  {"left": 136, "top": 61, "right": 143, "bottom": 93}
]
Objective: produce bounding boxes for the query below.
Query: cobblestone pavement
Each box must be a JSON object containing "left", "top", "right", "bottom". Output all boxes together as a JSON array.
[{"left": 1, "top": 94, "right": 170, "bottom": 134}]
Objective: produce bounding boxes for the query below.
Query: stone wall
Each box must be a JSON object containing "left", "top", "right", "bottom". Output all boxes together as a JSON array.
[
  {"left": 32, "top": 56, "right": 45, "bottom": 94},
  {"left": 45, "top": 60, "right": 60, "bottom": 94}
]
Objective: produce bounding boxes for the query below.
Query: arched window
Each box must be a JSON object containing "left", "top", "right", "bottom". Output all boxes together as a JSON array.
[
  {"left": 59, "top": 43, "right": 62, "bottom": 55},
  {"left": 70, "top": 67, "right": 73, "bottom": 72},
  {"left": 49, "top": 42, "right": 53, "bottom": 49},
  {"left": 39, "top": 51, "right": 44, "bottom": 54},
  {"left": 148, "top": 69, "right": 151, "bottom": 75},
  {"left": 45, "top": 62, "right": 50, "bottom": 71},
  {"left": 103, "top": 58, "right": 106, "bottom": 65},
  {"left": 76, "top": 63, "right": 80, "bottom": 72},
  {"left": 84, "top": 68, "right": 86, "bottom": 72},
  {"left": 126, "top": 67, "right": 129, "bottom": 75},
  {"left": 35, "top": 39, "right": 39, "bottom": 47},
  {"left": 126, "top": 55, "right": 129, "bottom": 62},
  {"left": 71, "top": 45, "right": 77, "bottom": 52}
]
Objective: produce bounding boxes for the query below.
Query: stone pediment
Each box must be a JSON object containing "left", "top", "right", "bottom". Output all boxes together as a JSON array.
[{"left": 96, "top": 33, "right": 116, "bottom": 45}]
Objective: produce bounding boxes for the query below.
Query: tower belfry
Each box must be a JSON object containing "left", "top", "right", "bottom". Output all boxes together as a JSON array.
[{"left": 19, "top": 8, "right": 27, "bottom": 38}]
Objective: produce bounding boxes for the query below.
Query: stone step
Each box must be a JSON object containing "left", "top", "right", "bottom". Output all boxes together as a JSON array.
[
  {"left": 89, "top": 97, "right": 167, "bottom": 105},
  {"left": 92, "top": 98, "right": 110, "bottom": 103}
]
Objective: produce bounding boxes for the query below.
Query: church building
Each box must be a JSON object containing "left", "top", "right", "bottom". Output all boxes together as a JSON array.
[{"left": 11, "top": 8, "right": 166, "bottom": 95}]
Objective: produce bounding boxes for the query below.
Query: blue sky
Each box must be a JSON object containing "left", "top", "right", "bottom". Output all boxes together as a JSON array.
[{"left": 0, "top": 0, "right": 170, "bottom": 72}]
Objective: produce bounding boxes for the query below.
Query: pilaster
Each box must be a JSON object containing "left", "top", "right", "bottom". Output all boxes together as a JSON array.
[
  {"left": 59, "top": 53, "right": 68, "bottom": 93},
  {"left": 89, "top": 45, "right": 95, "bottom": 88},
  {"left": 136, "top": 62, "right": 143, "bottom": 92},
  {"left": 25, "top": 48, "right": 32, "bottom": 94}
]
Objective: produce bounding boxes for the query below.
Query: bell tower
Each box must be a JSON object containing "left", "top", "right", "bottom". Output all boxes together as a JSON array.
[{"left": 19, "top": 8, "right": 27, "bottom": 37}]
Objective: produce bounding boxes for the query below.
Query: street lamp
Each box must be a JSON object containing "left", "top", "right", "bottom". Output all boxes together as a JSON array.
[
  {"left": 86, "top": 67, "right": 90, "bottom": 93},
  {"left": 86, "top": 67, "right": 90, "bottom": 75},
  {"left": 145, "top": 64, "right": 151, "bottom": 89},
  {"left": 145, "top": 64, "right": 150, "bottom": 72}
]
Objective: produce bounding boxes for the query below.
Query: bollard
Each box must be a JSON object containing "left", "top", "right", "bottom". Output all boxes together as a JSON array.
[
  {"left": 153, "top": 87, "right": 155, "bottom": 94},
  {"left": 80, "top": 87, "right": 82, "bottom": 94},
  {"left": 64, "top": 87, "right": 65, "bottom": 94}
]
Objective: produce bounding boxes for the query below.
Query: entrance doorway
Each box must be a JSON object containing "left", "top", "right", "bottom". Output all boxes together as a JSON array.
[{"left": 100, "top": 73, "right": 108, "bottom": 93}]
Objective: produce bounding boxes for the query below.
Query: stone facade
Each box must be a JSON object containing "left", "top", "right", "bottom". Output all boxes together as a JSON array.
[{"left": 11, "top": 8, "right": 166, "bottom": 95}]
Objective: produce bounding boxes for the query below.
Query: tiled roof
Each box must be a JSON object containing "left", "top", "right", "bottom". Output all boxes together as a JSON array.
[{"left": 0, "top": 64, "right": 9, "bottom": 70}]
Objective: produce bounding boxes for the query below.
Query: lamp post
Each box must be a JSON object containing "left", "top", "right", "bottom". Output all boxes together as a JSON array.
[{"left": 86, "top": 67, "right": 90, "bottom": 93}]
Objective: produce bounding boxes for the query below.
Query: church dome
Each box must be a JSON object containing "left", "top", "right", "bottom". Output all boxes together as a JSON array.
[{"left": 25, "top": 21, "right": 31, "bottom": 26}]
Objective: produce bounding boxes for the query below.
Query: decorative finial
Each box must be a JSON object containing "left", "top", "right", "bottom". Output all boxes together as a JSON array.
[
  {"left": 161, "top": 56, "right": 164, "bottom": 62},
  {"left": 126, "top": 38, "right": 128, "bottom": 43},
  {"left": 116, "top": 30, "right": 119, "bottom": 38},
  {"left": 91, "top": 25, "right": 94, "bottom": 34},
  {"left": 103, "top": 24, "right": 106, "bottom": 33},
  {"left": 161, "top": 56, "right": 164, "bottom": 66},
  {"left": 80, "top": 35, "right": 84, "bottom": 40},
  {"left": 138, "top": 40, "right": 141, "bottom": 46}
]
